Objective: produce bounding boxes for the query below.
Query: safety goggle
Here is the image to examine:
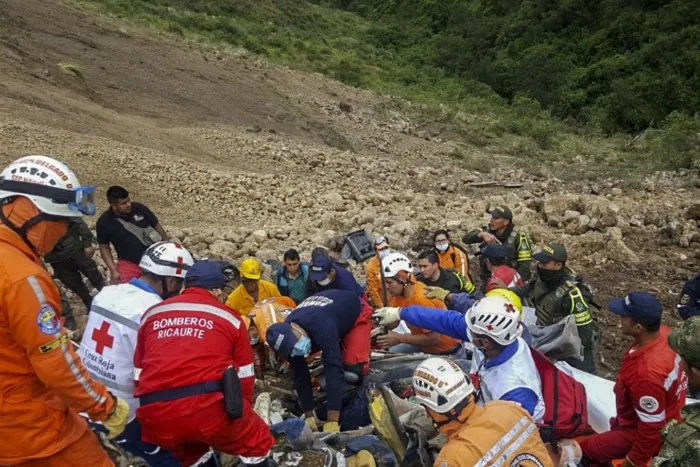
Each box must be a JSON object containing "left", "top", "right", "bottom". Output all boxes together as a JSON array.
[{"left": 0, "top": 178, "right": 97, "bottom": 216}]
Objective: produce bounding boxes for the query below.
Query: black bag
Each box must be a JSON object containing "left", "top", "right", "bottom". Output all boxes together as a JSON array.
[{"left": 223, "top": 366, "right": 243, "bottom": 419}]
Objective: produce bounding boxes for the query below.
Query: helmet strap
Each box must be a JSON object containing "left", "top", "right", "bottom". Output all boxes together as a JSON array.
[{"left": 160, "top": 276, "right": 178, "bottom": 299}]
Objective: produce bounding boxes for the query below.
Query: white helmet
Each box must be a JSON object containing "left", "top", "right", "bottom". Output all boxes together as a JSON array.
[
  {"left": 0, "top": 155, "right": 96, "bottom": 217},
  {"left": 139, "top": 241, "right": 195, "bottom": 278},
  {"left": 381, "top": 252, "right": 412, "bottom": 278},
  {"left": 413, "top": 357, "right": 474, "bottom": 413},
  {"left": 466, "top": 295, "right": 522, "bottom": 346}
]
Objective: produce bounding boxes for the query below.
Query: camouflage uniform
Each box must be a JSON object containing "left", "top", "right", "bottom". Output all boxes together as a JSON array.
[{"left": 652, "top": 316, "right": 700, "bottom": 466}]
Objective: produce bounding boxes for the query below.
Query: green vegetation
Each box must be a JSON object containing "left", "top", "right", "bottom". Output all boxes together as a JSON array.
[{"left": 77, "top": 0, "right": 700, "bottom": 172}]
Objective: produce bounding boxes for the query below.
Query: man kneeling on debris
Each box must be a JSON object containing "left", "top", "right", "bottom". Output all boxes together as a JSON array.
[
  {"left": 134, "top": 261, "right": 275, "bottom": 467},
  {"left": 413, "top": 357, "right": 553, "bottom": 467},
  {"left": 266, "top": 289, "right": 373, "bottom": 433},
  {"left": 374, "top": 295, "right": 545, "bottom": 422}
]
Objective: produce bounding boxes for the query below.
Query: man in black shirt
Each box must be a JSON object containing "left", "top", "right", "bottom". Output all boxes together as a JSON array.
[
  {"left": 96, "top": 186, "right": 169, "bottom": 284},
  {"left": 416, "top": 250, "right": 468, "bottom": 294}
]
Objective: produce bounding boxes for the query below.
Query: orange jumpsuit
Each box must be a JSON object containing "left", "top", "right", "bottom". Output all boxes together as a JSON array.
[
  {"left": 388, "top": 282, "right": 461, "bottom": 354},
  {"left": 435, "top": 400, "right": 553, "bottom": 467},
  {"left": 437, "top": 245, "right": 469, "bottom": 279},
  {"left": 365, "top": 255, "right": 386, "bottom": 308},
  {"left": 0, "top": 226, "right": 115, "bottom": 466}
]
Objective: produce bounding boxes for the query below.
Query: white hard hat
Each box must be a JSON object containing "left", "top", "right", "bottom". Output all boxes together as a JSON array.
[
  {"left": 413, "top": 357, "right": 474, "bottom": 413},
  {"left": 0, "top": 155, "right": 96, "bottom": 217},
  {"left": 381, "top": 252, "right": 412, "bottom": 279},
  {"left": 466, "top": 295, "right": 522, "bottom": 346},
  {"left": 139, "top": 241, "right": 195, "bottom": 278}
]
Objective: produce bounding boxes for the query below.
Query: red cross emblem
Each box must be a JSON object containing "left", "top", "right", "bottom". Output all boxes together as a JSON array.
[
  {"left": 504, "top": 303, "right": 516, "bottom": 313},
  {"left": 487, "top": 324, "right": 494, "bottom": 331},
  {"left": 175, "top": 256, "right": 184, "bottom": 275},
  {"left": 92, "top": 321, "right": 114, "bottom": 355}
]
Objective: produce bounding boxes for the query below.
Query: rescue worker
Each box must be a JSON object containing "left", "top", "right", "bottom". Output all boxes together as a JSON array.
[
  {"left": 512, "top": 243, "right": 599, "bottom": 373},
  {"left": 308, "top": 247, "right": 365, "bottom": 297},
  {"left": 365, "top": 235, "right": 391, "bottom": 308},
  {"left": 652, "top": 315, "right": 700, "bottom": 465},
  {"left": 45, "top": 217, "right": 105, "bottom": 322},
  {"left": 135, "top": 261, "right": 276, "bottom": 467},
  {"left": 374, "top": 295, "right": 545, "bottom": 421},
  {"left": 433, "top": 229, "right": 471, "bottom": 281},
  {"left": 274, "top": 248, "right": 310, "bottom": 304},
  {"left": 376, "top": 253, "right": 464, "bottom": 358},
  {"left": 463, "top": 206, "right": 533, "bottom": 283},
  {"left": 97, "top": 185, "right": 169, "bottom": 284},
  {"left": 412, "top": 357, "right": 553, "bottom": 467},
  {"left": 226, "top": 257, "right": 281, "bottom": 316},
  {"left": 575, "top": 292, "right": 687, "bottom": 467},
  {"left": 677, "top": 273, "right": 700, "bottom": 320},
  {"left": 0, "top": 155, "right": 130, "bottom": 466},
  {"left": 416, "top": 250, "right": 475, "bottom": 295},
  {"left": 80, "top": 240, "right": 196, "bottom": 465},
  {"left": 266, "top": 289, "right": 373, "bottom": 433},
  {"left": 480, "top": 244, "right": 524, "bottom": 292}
]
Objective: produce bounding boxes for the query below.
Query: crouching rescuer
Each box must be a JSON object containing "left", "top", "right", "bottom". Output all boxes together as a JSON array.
[
  {"left": 266, "top": 289, "right": 374, "bottom": 433},
  {"left": 134, "top": 261, "right": 275, "bottom": 467},
  {"left": 412, "top": 357, "right": 553, "bottom": 467}
]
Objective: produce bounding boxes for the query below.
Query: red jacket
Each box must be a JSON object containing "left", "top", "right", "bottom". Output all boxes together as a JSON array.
[
  {"left": 485, "top": 265, "right": 524, "bottom": 292},
  {"left": 614, "top": 326, "right": 687, "bottom": 466},
  {"left": 134, "top": 287, "right": 255, "bottom": 423}
]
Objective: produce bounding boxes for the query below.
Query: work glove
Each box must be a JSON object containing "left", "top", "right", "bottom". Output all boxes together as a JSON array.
[
  {"left": 323, "top": 421, "right": 340, "bottom": 433},
  {"left": 304, "top": 416, "right": 318, "bottom": 432},
  {"left": 372, "top": 307, "right": 401, "bottom": 326},
  {"left": 103, "top": 396, "right": 130, "bottom": 439},
  {"left": 425, "top": 286, "right": 450, "bottom": 302}
]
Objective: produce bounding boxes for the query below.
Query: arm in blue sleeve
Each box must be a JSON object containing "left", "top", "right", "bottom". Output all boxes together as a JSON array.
[
  {"left": 500, "top": 387, "right": 538, "bottom": 418},
  {"left": 448, "top": 293, "right": 476, "bottom": 314},
  {"left": 400, "top": 306, "right": 469, "bottom": 342},
  {"left": 290, "top": 357, "right": 314, "bottom": 412}
]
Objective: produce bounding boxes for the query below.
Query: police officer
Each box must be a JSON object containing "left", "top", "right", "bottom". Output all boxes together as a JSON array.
[
  {"left": 463, "top": 206, "right": 533, "bottom": 285},
  {"left": 652, "top": 315, "right": 700, "bottom": 465},
  {"left": 512, "top": 243, "right": 599, "bottom": 373}
]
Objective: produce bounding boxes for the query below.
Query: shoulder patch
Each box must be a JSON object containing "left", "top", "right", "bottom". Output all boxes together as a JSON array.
[
  {"left": 36, "top": 304, "right": 61, "bottom": 335},
  {"left": 39, "top": 333, "right": 69, "bottom": 353},
  {"left": 510, "top": 453, "right": 544, "bottom": 467},
  {"left": 640, "top": 396, "right": 660, "bottom": 413},
  {"left": 681, "top": 293, "right": 690, "bottom": 305}
]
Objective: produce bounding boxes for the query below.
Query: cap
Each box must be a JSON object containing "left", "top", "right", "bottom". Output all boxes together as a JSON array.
[
  {"left": 534, "top": 243, "right": 568, "bottom": 263},
  {"left": 608, "top": 292, "right": 663, "bottom": 325},
  {"left": 668, "top": 316, "right": 700, "bottom": 368},
  {"left": 310, "top": 248, "right": 332, "bottom": 281},
  {"left": 482, "top": 244, "right": 507, "bottom": 261},
  {"left": 374, "top": 235, "right": 389, "bottom": 250},
  {"left": 490, "top": 206, "right": 513, "bottom": 222},
  {"left": 185, "top": 261, "right": 228, "bottom": 290},
  {"left": 240, "top": 258, "right": 261, "bottom": 280},
  {"left": 266, "top": 322, "right": 298, "bottom": 359}
]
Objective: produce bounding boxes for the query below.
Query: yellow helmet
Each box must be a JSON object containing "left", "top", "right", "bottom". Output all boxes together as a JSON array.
[
  {"left": 485, "top": 288, "right": 522, "bottom": 314},
  {"left": 239, "top": 258, "right": 262, "bottom": 280}
]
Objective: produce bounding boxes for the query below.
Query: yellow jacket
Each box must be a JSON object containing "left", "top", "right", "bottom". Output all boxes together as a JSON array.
[
  {"left": 225, "top": 279, "right": 281, "bottom": 316},
  {"left": 434, "top": 400, "right": 553, "bottom": 467},
  {"left": 365, "top": 255, "right": 386, "bottom": 308}
]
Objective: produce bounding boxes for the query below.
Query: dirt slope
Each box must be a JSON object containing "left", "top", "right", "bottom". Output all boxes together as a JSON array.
[{"left": 1, "top": 0, "right": 699, "bottom": 376}]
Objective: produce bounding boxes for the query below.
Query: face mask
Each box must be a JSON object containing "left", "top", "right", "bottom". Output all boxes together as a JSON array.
[
  {"left": 291, "top": 335, "right": 312, "bottom": 358},
  {"left": 317, "top": 276, "right": 332, "bottom": 286},
  {"left": 1, "top": 197, "right": 69, "bottom": 255},
  {"left": 435, "top": 242, "right": 449, "bottom": 252},
  {"left": 537, "top": 266, "right": 565, "bottom": 285},
  {"left": 378, "top": 249, "right": 391, "bottom": 260}
]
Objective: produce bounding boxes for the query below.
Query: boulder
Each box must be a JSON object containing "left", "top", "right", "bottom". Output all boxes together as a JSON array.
[
  {"left": 686, "top": 203, "right": 700, "bottom": 221},
  {"left": 209, "top": 240, "right": 237, "bottom": 259}
]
